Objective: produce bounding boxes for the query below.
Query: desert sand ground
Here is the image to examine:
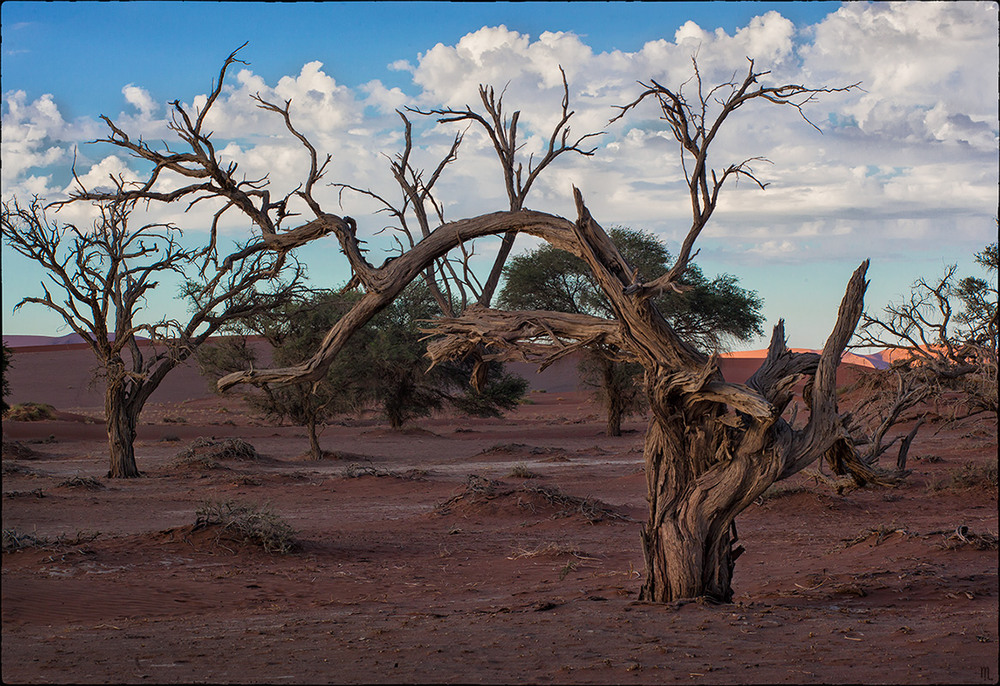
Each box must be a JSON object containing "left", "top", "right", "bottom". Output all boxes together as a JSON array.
[{"left": 2, "top": 343, "right": 997, "bottom": 684}]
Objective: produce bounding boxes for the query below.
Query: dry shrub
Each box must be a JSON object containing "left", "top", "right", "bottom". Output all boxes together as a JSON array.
[
  {"left": 843, "top": 522, "right": 912, "bottom": 548},
  {"left": 198, "top": 437, "right": 261, "bottom": 461},
  {"left": 56, "top": 476, "right": 105, "bottom": 490},
  {"left": 507, "top": 463, "right": 541, "bottom": 479},
  {"left": 436, "top": 474, "right": 630, "bottom": 523},
  {"left": 5, "top": 403, "right": 56, "bottom": 421},
  {"left": 342, "top": 462, "right": 428, "bottom": 480},
  {"left": 942, "top": 525, "right": 999, "bottom": 551},
  {"left": 2, "top": 529, "right": 100, "bottom": 553},
  {"left": 194, "top": 500, "right": 297, "bottom": 554},
  {"left": 2, "top": 440, "right": 39, "bottom": 460},
  {"left": 172, "top": 437, "right": 261, "bottom": 470},
  {"left": 938, "top": 459, "right": 998, "bottom": 492}
]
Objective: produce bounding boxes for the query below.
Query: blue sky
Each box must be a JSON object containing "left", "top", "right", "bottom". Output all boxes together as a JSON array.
[{"left": 2, "top": 1, "right": 997, "bottom": 349}]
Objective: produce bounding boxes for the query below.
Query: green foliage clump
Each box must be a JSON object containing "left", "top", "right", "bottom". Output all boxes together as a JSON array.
[
  {"left": 199, "top": 281, "right": 527, "bottom": 446},
  {"left": 955, "top": 242, "right": 998, "bottom": 349},
  {"left": 498, "top": 226, "right": 763, "bottom": 433}
]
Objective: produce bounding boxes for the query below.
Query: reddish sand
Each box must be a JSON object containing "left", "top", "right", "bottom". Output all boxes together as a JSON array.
[{"left": 2, "top": 343, "right": 997, "bottom": 684}]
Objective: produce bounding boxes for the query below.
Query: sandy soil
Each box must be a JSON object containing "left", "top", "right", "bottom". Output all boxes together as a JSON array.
[{"left": 2, "top": 345, "right": 997, "bottom": 684}]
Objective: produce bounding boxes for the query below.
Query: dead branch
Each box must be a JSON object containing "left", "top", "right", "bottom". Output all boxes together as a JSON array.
[{"left": 613, "top": 58, "right": 860, "bottom": 300}]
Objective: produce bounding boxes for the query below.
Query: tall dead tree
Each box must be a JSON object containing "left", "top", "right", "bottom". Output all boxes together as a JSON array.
[
  {"left": 848, "top": 250, "right": 999, "bottom": 473},
  {"left": 63, "top": 47, "right": 868, "bottom": 602},
  {"left": 1, "top": 46, "right": 313, "bottom": 478},
  {"left": 1, "top": 197, "right": 304, "bottom": 477}
]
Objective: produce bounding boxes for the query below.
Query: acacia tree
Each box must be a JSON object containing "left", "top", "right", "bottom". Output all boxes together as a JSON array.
[
  {"left": 198, "top": 290, "right": 366, "bottom": 460},
  {"left": 1, "top": 197, "right": 305, "bottom": 478},
  {"left": 497, "top": 226, "right": 764, "bottom": 435},
  {"left": 200, "top": 283, "right": 527, "bottom": 448},
  {"left": 78, "top": 48, "right": 868, "bottom": 603}
]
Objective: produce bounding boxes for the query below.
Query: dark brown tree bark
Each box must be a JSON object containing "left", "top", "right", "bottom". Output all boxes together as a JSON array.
[
  {"left": 600, "top": 357, "right": 624, "bottom": 437},
  {"left": 306, "top": 411, "right": 323, "bottom": 461},
  {"left": 105, "top": 384, "right": 141, "bottom": 479}
]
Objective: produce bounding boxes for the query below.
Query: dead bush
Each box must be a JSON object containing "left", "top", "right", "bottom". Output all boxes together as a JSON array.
[
  {"left": 2, "top": 529, "right": 49, "bottom": 551},
  {"left": 342, "top": 462, "right": 428, "bottom": 480},
  {"left": 929, "top": 458, "right": 998, "bottom": 492},
  {"left": 2, "top": 529, "right": 100, "bottom": 553},
  {"left": 2, "top": 440, "right": 39, "bottom": 459},
  {"left": 172, "top": 437, "right": 261, "bottom": 469},
  {"left": 56, "top": 476, "right": 105, "bottom": 490},
  {"left": 436, "top": 475, "right": 630, "bottom": 523},
  {"left": 194, "top": 500, "right": 297, "bottom": 554},
  {"left": 942, "top": 525, "right": 999, "bottom": 551}
]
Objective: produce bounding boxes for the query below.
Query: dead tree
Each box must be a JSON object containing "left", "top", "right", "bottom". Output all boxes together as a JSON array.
[
  {"left": 848, "top": 254, "right": 999, "bottom": 473},
  {"left": 66, "top": 47, "right": 868, "bottom": 602},
  {"left": 408, "top": 67, "right": 603, "bottom": 306},
  {"left": 1, "top": 198, "right": 304, "bottom": 478}
]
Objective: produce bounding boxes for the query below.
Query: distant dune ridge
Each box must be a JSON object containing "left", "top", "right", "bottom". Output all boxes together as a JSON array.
[{"left": 3, "top": 334, "right": 894, "bottom": 410}]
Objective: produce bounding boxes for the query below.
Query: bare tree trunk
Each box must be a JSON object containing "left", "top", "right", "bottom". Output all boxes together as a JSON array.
[
  {"left": 638, "top": 415, "right": 752, "bottom": 602},
  {"left": 597, "top": 357, "right": 620, "bottom": 437},
  {"left": 106, "top": 384, "right": 141, "bottom": 479},
  {"left": 307, "top": 412, "right": 322, "bottom": 460}
]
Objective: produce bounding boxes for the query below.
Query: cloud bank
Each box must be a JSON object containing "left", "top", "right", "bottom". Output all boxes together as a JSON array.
[{"left": 2, "top": 2, "right": 997, "bottom": 343}]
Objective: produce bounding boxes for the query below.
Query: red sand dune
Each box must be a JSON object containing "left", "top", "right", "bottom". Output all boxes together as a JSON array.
[{"left": 5, "top": 335, "right": 892, "bottom": 410}]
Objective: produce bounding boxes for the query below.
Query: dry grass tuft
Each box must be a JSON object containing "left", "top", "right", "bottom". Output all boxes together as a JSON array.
[
  {"left": 929, "top": 458, "right": 998, "bottom": 492},
  {"left": 507, "top": 542, "right": 594, "bottom": 560},
  {"left": 507, "top": 463, "right": 541, "bottom": 479},
  {"left": 755, "top": 482, "right": 810, "bottom": 505},
  {"left": 4, "top": 403, "right": 57, "bottom": 421}
]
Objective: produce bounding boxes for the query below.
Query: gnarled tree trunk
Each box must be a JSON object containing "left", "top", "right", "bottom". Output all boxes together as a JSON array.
[
  {"left": 106, "top": 384, "right": 141, "bottom": 479},
  {"left": 416, "top": 194, "right": 876, "bottom": 602}
]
